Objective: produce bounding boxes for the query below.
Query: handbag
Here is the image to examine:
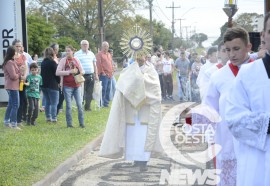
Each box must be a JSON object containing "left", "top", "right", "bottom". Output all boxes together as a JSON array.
[{"left": 74, "top": 73, "right": 85, "bottom": 84}]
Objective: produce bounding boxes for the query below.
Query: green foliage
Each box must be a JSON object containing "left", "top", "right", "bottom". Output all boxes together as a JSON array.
[
  {"left": 190, "top": 33, "right": 208, "bottom": 47},
  {"left": 27, "top": 14, "right": 56, "bottom": 56},
  {"left": 172, "top": 37, "right": 195, "bottom": 49},
  {"left": 105, "top": 15, "right": 172, "bottom": 57},
  {"left": 212, "top": 22, "right": 228, "bottom": 46},
  {"left": 213, "top": 13, "right": 263, "bottom": 46},
  {"left": 152, "top": 20, "right": 172, "bottom": 50},
  {"left": 234, "top": 13, "right": 263, "bottom": 32},
  {"left": 55, "top": 36, "right": 80, "bottom": 53},
  {"left": 0, "top": 106, "right": 110, "bottom": 186}
]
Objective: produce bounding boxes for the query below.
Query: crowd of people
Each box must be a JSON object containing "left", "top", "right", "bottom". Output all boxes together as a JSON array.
[
  {"left": 3, "top": 12, "right": 270, "bottom": 185},
  {"left": 3, "top": 39, "right": 116, "bottom": 130}
]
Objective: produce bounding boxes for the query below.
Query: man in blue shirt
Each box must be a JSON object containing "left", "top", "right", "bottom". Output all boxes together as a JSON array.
[{"left": 75, "top": 40, "right": 98, "bottom": 111}]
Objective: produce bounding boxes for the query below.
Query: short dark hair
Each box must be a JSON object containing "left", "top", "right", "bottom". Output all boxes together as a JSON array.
[
  {"left": 218, "top": 41, "right": 224, "bottom": 51},
  {"left": 30, "top": 62, "right": 38, "bottom": 69},
  {"left": 223, "top": 27, "right": 249, "bottom": 46},
  {"left": 207, "top": 46, "right": 217, "bottom": 56},
  {"left": 165, "top": 51, "right": 170, "bottom": 56}
]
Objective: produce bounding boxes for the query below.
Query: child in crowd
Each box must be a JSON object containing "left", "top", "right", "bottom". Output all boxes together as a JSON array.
[{"left": 24, "top": 63, "right": 42, "bottom": 125}]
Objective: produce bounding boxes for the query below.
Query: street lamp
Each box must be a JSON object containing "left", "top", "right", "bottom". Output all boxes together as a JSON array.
[
  {"left": 223, "top": 0, "right": 238, "bottom": 28},
  {"left": 175, "top": 18, "right": 185, "bottom": 39}
]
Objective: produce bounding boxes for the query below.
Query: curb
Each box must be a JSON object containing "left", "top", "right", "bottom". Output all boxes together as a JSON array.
[{"left": 33, "top": 133, "right": 104, "bottom": 186}]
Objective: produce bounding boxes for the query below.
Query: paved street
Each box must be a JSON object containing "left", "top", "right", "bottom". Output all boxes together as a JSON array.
[{"left": 51, "top": 97, "right": 214, "bottom": 186}]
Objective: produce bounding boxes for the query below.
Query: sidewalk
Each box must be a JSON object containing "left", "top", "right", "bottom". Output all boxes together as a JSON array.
[{"left": 46, "top": 80, "right": 214, "bottom": 186}]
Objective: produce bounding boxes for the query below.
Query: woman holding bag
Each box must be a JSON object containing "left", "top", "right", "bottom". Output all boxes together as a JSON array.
[{"left": 56, "top": 45, "right": 85, "bottom": 128}]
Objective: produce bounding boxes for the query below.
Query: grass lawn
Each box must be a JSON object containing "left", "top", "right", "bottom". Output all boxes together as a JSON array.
[{"left": 0, "top": 104, "right": 110, "bottom": 186}]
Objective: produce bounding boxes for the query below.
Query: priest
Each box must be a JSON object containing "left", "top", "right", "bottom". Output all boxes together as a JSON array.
[{"left": 99, "top": 54, "right": 163, "bottom": 171}]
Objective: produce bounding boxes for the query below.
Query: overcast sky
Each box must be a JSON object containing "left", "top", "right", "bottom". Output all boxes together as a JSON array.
[{"left": 135, "top": 0, "right": 264, "bottom": 46}]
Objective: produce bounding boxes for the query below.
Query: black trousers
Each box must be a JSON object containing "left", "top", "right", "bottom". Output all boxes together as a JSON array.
[
  {"left": 83, "top": 74, "right": 95, "bottom": 110},
  {"left": 17, "top": 89, "right": 27, "bottom": 122},
  {"left": 163, "top": 74, "right": 173, "bottom": 96},
  {"left": 159, "top": 74, "right": 164, "bottom": 98},
  {"left": 57, "top": 88, "right": 64, "bottom": 115},
  {"left": 27, "top": 97, "right": 39, "bottom": 123}
]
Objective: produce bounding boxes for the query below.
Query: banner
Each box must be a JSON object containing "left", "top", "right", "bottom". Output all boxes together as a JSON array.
[{"left": 0, "top": 0, "right": 27, "bottom": 103}]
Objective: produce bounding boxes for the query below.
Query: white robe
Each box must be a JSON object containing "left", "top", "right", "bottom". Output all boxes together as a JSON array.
[
  {"left": 125, "top": 117, "right": 151, "bottom": 161},
  {"left": 204, "top": 63, "right": 237, "bottom": 186},
  {"left": 226, "top": 59, "right": 270, "bottom": 186},
  {"left": 99, "top": 62, "right": 163, "bottom": 159},
  {"left": 196, "top": 60, "right": 217, "bottom": 100}
]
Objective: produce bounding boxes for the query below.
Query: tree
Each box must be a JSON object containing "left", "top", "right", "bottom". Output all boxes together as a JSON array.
[
  {"left": 190, "top": 33, "right": 208, "bottom": 47},
  {"left": 105, "top": 15, "right": 172, "bottom": 57},
  {"left": 27, "top": 14, "right": 56, "bottom": 56},
  {"left": 55, "top": 36, "right": 80, "bottom": 54},
  {"left": 213, "top": 13, "right": 263, "bottom": 46},
  {"left": 234, "top": 13, "right": 262, "bottom": 32},
  {"left": 212, "top": 22, "right": 228, "bottom": 46},
  {"left": 27, "top": 0, "right": 138, "bottom": 43}
]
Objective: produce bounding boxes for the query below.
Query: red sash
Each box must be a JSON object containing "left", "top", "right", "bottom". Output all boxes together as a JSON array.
[
  {"left": 229, "top": 58, "right": 254, "bottom": 77},
  {"left": 216, "top": 63, "right": 223, "bottom": 69}
]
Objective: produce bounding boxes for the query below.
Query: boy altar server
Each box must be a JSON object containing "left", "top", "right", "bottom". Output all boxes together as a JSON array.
[
  {"left": 204, "top": 26, "right": 253, "bottom": 186},
  {"left": 225, "top": 13, "right": 270, "bottom": 186}
]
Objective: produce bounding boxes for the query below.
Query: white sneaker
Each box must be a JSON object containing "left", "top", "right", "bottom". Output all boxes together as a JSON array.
[
  {"left": 4, "top": 124, "right": 11, "bottom": 128},
  {"left": 17, "top": 123, "right": 25, "bottom": 127},
  {"left": 12, "top": 126, "right": 22, "bottom": 130}
]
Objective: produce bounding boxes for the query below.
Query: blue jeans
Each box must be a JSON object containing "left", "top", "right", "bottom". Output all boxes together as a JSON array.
[
  {"left": 176, "top": 74, "right": 188, "bottom": 100},
  {"left": 99, "top": 75, "right": 111, "bottom": 107},
  {"left": 63, "top": 86, "right": 84, "bottom": 127},
  {"left": 4, "top": 90, "right": 20, "bottom": 127},
  {"left": 109, "top": 76, "right": 116, "bottom": 101},
  {"left": 42, "top": 91, "right": 46, "bottom": 107},
  {"left": 42, "top": 88, "right": 59, "bottom": 121}
]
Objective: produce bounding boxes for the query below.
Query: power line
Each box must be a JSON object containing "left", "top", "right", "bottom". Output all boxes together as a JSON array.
[
  {"left": 166, "top": 1, "right": 180, "bottom": 39},
  {"left": 155, "top": 0, "right": 171, "bottom": 22},
  {"left": 152, "top": 7, "right": 171, "bottom": 25}
]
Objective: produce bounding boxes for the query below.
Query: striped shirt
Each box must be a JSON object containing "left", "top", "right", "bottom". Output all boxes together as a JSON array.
[{"left": 74, "top": 49, "right": 96, "bottom": 74}]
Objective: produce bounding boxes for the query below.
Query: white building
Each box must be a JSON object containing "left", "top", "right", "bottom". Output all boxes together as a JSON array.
[{"left": 253, "top": 15, "right": 264, "bottom": 32}]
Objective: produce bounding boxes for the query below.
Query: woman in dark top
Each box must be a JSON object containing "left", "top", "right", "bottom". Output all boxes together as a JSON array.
[{"left": 41, "top": 47, "right": 60, "bottom": 122}]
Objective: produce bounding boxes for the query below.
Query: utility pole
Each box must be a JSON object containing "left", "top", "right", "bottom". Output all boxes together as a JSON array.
[
  {"left": 175, "top": 18, "right": 185, "bottom": 39},
  {"left": 98, "top": 0, "right": 104, "bottom": 50},
  {"left": 166, "top": 1, "right": 180, "bottom": 40},
  {"left": 147, "top": 0, "right": 154, "bottom": 41},
  {"left": 183, "top": 26, "right": 189, "bottom": 41}
]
